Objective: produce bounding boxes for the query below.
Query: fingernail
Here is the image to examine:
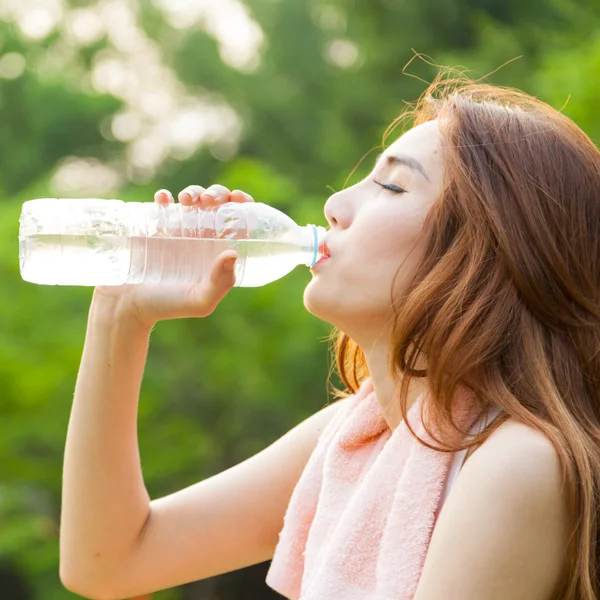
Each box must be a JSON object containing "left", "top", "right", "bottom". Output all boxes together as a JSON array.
[
  {"left": 180, "top": 192, "right": 192, "bottom": 203},
  {"left": 203, "top": 192, "right": 215, "bottom": 200},
  {"left": 224, "top": 257, "right": 237, "bottom": 270}
]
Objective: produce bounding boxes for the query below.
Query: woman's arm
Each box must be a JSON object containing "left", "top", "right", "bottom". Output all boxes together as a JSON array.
[
  {"left": 59, "top": 292, "right": 154, "bottom": 594},
  {"left": 60, "top": 290, "right": 347, "bottom": 600},
  {"left": 59, "top": 183, "right": 242, "bottom": 596}
]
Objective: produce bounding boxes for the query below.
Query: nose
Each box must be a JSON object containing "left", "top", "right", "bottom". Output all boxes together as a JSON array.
[{"left": 324, "top": 188, "right": 352, "bottom": 229}]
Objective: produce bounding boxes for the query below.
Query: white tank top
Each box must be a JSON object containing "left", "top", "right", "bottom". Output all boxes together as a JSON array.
[{"left": 436, "top": 405, "right": 503, "bottom": 516}]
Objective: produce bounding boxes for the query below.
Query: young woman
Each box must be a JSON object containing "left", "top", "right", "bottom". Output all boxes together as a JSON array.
[{"left": 60, "top": 74, "right": 600, "bottom": 600}]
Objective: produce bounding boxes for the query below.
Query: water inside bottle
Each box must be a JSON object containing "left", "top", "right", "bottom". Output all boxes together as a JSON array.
[
  {"left": 20, "top": 234, "right": 130, "bottom": 286},
  {"left": 20, "top": 233, "right": 310, "bottom": 287}
]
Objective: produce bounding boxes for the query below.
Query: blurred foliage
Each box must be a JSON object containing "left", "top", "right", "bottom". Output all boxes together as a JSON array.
[{"left": 1, "top": 0, "right": 599, "bottom": 598}]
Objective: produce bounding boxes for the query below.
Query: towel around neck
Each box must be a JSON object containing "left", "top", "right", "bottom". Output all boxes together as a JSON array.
[{"left": 266, "top": 377, "right": 481, "bottom": 600}]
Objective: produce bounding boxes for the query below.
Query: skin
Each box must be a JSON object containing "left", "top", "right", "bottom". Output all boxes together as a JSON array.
[{"left": 304, "top": 120, "right": 445, "bottom": 428}]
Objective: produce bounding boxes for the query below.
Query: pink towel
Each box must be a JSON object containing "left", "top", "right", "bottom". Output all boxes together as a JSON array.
[{"left": 266, "top": 377, "right": 480, "bottom": 600}]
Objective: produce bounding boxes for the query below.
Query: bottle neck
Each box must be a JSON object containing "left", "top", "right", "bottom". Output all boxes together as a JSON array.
[{"left": 302, "top": 224, "right": 328, "bottom": 267}]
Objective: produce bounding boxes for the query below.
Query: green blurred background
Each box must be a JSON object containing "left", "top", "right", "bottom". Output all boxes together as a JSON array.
[{"left": 1, "top": 0, "right": 600, "bottom": 598}]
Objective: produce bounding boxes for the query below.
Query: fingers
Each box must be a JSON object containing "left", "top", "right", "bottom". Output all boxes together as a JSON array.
[
  {"left": 154, "top": 189, "right": 174, "bottom": 205},
  {"left": 155, "top": 185, "right": 255, "bottom": 212},
  {"left": 200, "top": 184, "right": 233, "bottom": 209},
  {"left": 230, "top": 189, "right": 254, "bottom": 203},
  {"left": 177, "top": 185, "right": 206, "bottom": 206}
]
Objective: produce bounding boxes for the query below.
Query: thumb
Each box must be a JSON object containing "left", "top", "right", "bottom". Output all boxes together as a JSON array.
[{"left": 189, "top": 250, "right": 238, "bottom": 316}]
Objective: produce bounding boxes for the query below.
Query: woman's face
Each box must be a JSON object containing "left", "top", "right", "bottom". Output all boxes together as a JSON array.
[{"left": 304, "top": 120, "right": 446, "bottom": 345}]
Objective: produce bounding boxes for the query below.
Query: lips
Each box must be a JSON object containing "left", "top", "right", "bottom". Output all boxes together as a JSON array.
[
  {"left": 311, "top": 238, "right": 331, "bottom": 270},
  {"left": 312, "top": 254, "right": 330, "bottom": 269}
]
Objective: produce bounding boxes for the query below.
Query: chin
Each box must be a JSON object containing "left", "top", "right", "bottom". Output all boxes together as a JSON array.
[
  {"left": 305, "top": 281, "right": 395, "bottom": 342},
  {"left": 303, "top": 282, "right": 353, "bottom": 332},
  {"left": 303, "top": 280, "right": 337, "bottom": 324}
]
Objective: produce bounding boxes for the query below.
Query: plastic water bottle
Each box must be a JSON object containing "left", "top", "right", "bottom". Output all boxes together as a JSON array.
[{"left": 18, "top": 198, "right": 328, "bottom": 287}]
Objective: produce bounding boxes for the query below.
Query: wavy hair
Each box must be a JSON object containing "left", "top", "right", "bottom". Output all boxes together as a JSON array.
[{"left": 329, "top": 71, "right": 600, "bottom": 598}]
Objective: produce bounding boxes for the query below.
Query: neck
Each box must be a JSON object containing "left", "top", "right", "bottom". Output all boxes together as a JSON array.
[{"left": 362, "top": 339, "right": 429, "bottom": 431}]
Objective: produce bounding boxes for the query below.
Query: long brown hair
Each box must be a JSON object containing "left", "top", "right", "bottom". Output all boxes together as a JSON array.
[{"left": 329, "top": 70, "right": 600, "bottom": 598}]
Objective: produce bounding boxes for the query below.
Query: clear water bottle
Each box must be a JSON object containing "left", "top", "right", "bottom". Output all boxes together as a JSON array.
[{"left": 18, "top": 198, "right": 328, "bottom": 287}]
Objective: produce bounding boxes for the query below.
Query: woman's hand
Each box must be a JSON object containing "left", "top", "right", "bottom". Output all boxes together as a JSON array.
[{"left": 93, "top": 184, "right": 254, "bottom": 328}]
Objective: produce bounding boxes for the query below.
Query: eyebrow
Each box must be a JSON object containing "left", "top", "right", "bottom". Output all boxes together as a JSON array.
[{"left": 375, "top": 152, "right": 430, "bottom": 182}]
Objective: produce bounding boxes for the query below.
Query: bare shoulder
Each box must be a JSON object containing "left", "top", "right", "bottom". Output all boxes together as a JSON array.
[
  {"left": 465, "top": 416, "right": 569, "bottom": 541},
  {"left": 469, "top": 416, "right": 564, "bottom": 481},
  {"left": 460, "top": 416, "right": 568, "bottom": 519},
  {"left": 468, "top": 419, "right": 566, "bottom": 507},
  {"left": 414, "top": 416, "right": 570, "bottom": 600}
]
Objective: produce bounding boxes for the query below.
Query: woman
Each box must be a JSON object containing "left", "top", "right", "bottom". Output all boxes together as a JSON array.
[{"left": 59, "top": 73, "right": 600, "bottom": 599}]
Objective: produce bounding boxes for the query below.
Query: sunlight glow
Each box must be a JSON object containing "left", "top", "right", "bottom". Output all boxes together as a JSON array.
[
  {"left": 2, "top": 0, "right": 251, "bottom": 184},
  {"left": 111, "top": 110, "right": 142, "bottom": 142},
  {"left": 325, "top": 39, "right": 359, "bottom": 69},
  {"left": 151, "top": 0, "right": 265, "bottom": 72},
  {"left": 312, "top": 5, "right": 347, "bottom": 32},
  {"left": 0, "top": 53, "right": 26, "bottom": 79},
  {"left": 1, "top": 0, "right": 66, "bottom": 41},
  {"left": 51, "top": 157, "right": 123, "bottom": 196},
  {"left": 63, "top": 8, "right": 105, "bottom": 47}
]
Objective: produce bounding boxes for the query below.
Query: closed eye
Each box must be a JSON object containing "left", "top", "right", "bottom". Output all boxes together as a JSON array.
[{"left": 373, "top": 179, "right": 407, "bottom": 195}]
